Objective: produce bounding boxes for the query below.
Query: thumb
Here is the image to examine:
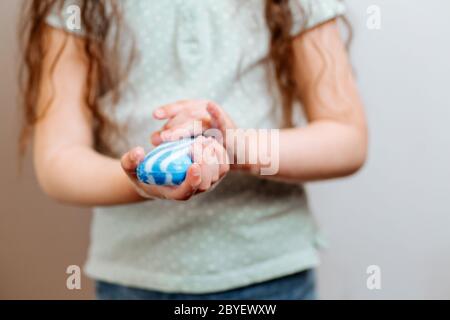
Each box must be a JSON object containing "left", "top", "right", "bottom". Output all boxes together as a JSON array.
[{"left": 121, "top": 147, "right": 145, "bottom": 179}]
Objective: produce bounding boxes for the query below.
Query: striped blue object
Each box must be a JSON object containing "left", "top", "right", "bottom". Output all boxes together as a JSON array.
[{"left": 136, "top": 139, "right": 195, "bottom": 186}]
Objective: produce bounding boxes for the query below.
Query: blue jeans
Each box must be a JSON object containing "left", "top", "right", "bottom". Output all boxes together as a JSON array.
[{"left": 96, "top": 269, "right": 316, "bottom": 300}]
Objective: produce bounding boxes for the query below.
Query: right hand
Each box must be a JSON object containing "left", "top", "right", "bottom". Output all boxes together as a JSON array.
[{"left": 120, "top": 136, "right": 230, "bottom": 201}]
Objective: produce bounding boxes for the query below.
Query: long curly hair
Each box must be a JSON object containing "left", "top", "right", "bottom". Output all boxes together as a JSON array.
[{"left": 18, "top": 0, "right": 350, "bottom": 155}]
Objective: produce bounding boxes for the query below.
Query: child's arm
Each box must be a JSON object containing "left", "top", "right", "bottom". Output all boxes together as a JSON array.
[
  {"left": 270, "top": 19, "right": 368, "bottom": 182},
  {"left": 32, "top": 27, "right": 140, "bottom": 206},
  {"left": 33, "top": 27, "right": 226, "bottom": 206},
  {"left": 152, "top": 20, "right": 368, "bottom": 183}
]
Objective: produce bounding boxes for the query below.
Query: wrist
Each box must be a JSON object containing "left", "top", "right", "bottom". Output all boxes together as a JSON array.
[
  {"left": 230, "top": 162, "right": 260, "bottom": 176},
  {"left": 225, "top": 128, "right": 278, "bottom": 177},
  {"left": 225, "top": 128, "right": 261, "bottom": 175}
]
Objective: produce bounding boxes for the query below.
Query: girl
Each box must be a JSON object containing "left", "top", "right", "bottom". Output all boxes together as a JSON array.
[{"left": 19, "top": 0, "right": 367, "bottom": 300}]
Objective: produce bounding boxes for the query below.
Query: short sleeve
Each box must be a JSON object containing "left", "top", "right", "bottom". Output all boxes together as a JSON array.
[
  {"left": 290, "top": 0, "right": 346, "bottom": 36},
  {"left": 45, "top": 0, "right": 84, "bottom": 36}
]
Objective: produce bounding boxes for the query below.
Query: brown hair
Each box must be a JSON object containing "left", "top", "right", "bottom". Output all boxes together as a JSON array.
[{"left": 18, "top": 0, "right": 349, "bottom": 154}]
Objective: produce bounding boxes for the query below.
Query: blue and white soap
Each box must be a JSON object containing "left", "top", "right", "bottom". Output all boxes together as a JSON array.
[{"left": 136, "top": 138, "right": 195, "bottom": 186}]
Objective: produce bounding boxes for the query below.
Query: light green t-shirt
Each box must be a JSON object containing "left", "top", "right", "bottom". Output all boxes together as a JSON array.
[{"left": 47, "top": 0, "right": 345, "bottom": 293}]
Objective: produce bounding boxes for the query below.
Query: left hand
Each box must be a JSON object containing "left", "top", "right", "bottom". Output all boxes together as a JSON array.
[{"left": 150, "top": 100, "right": 236, "bottom": 147}]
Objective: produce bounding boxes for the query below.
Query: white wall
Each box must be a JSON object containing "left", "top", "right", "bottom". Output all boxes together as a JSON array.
[{"left": 312, "top": 0, "right": 450, "bottom": 299}]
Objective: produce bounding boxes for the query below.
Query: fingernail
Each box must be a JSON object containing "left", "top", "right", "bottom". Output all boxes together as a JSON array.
[{"left": 193, "top": 168, "right": 201, "bottom": 176}]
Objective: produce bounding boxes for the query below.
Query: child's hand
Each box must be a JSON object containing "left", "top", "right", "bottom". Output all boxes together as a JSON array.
[
  {"left": 150, "top": 100, "right": 236, "bottom": 146},
  {"left": 121, "top": 136, "right": 229, "bottom": 201}
]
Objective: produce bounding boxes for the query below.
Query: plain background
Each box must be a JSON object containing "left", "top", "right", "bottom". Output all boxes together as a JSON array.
[{"left": 1, "top": 0, "right": 449, "bottom": 299}]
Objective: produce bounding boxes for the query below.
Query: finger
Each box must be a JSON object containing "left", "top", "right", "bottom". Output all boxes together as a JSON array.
[
  {"left": 151, "top": 121, "right": 196, "bottom": 145},
  {"left": 199, "top": 163, "right": 212, "bottom": 192},
  {"left": 219, "top": 161, "right": 230, "bottom": 179},
  {"left": 161, "top": 113, "right": 191, "bottom": 130},
  {"left": 211, "top": 163, "right": 220, "bottom": 183},
  {"left": 121, "top": 147, "right": 145, "bottom": 179},
  {"left": 203, "top": 139, "right": 219, "bottom": 187},
  {"left": 160, "top": 122, "right": 200, "bottom": 141},
  {"left": 185, "top": 163, "right": 202, "bottom": 188},
  {"left": 171, "top": 164, "right": 202, "bottom": 200},
  {"left": 165, "top": 112, "right": 211, "bottom": 130},
  {"left": 208, "top": 142, "right": 221, "bottom": 183},
  {"left": 211, "top": 140, "right": 227, "bottom": 165},
  {"left": 152, "top": 109, "right": 194, "bottom": 145},
  {"left": 153, "top": 103, "right": 185, "bottom": 120},
  {"left": 153, "top": 100, "right": 208, "bottom": 120},
  {"left": 190, "top": 135, "right": 214, "bottom": 164},
  {"left": 206, "top": 102, "right": 228, "bottom": 132},
  {"left": 150, "top": 131, "right": 164, "bottom": 146},
  {"left": 212, "top": 141, "right": 230, "bottom": 179},
  {"left": 191, "top": 137, "right": 213, "bottom": 191},
  {"left": 162, "top": 123, "right": 194, "bottom": 141}
]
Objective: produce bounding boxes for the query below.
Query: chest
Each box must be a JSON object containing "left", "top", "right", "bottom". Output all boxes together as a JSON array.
[
  {"left": 121, "top": 0, "right": 270, "bottom": 90},
  {"left": 100, "top": 0, "right": 280, "bottom": 155}
]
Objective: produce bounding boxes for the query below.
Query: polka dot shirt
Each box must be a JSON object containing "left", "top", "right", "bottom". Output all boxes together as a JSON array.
[{"left": 47, "top": 0, "right": 345, "bottom": 293}]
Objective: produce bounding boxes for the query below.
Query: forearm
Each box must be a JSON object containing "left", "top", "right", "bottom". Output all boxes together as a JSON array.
[
  {"left": 35, "top": 145, "right": 144, "bottom": 206},
  {"left": 237, "top": 120, "right": 367, "bottom": 183}
]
